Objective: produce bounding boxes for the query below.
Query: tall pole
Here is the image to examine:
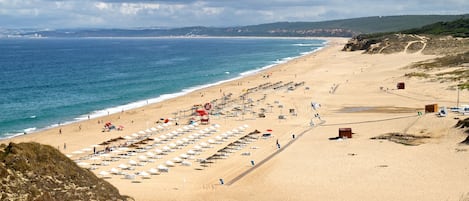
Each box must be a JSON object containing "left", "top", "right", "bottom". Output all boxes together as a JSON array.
[{"left": 457, "top": 85, "right": 460, "bottom": 108}]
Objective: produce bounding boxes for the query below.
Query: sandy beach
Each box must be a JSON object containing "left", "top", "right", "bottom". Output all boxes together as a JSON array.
[{"left": 2, "top": 37, "right": 469, "bottom": 201}]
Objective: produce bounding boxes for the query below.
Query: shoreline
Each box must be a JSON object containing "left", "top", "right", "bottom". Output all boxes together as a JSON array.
[{"left": 0, "top": 37, "right": 328, "bottom": 140}]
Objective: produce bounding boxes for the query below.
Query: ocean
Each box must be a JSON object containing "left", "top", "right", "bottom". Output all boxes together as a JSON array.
[{"left": 0, "top": 37, "right": 325, "bottom": 139}]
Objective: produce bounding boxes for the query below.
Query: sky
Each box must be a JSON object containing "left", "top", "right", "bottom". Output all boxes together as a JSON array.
[{"left": 0, "top": 0, "right": 468, "bottom": 29}]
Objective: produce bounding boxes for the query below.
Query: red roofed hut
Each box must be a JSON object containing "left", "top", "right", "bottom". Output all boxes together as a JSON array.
[{"left": 339, "top": 128, "right": 352, "bottom": 138}]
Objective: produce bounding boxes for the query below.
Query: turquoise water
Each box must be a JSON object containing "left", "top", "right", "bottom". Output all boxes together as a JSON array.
[{"left": 0, "top": 37, "right": 325, "bottom": 138}]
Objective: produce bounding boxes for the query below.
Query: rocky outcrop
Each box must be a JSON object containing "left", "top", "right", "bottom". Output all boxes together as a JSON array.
[
  {"left": 0, "top": 142, "right": 132, "bottom": 201},
  {"left": 342, "top": 36, "right": 378, "bottom": 51}
]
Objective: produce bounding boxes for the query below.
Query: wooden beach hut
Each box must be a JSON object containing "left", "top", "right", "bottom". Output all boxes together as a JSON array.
[
  {"left": 425, "top": 104, "right": 438, "bottom": 113},
  {"left": 397, "top": 82, "right": 405, "bottom": 89},
  {"left": 339, "top": 128, "right": 352, "bottom": 138}
]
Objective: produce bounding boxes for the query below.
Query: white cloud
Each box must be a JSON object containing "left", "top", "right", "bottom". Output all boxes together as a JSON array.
[{"left": 0, "top": 0, "right": 467, "bottom": 28}]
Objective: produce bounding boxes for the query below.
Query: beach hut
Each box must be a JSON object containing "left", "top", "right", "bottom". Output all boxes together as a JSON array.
[
  {"left": 339, "top": 128, "right": 352, "bottom": 138},
  {"left": 425, "top": 104, "right": 438, "bottom": 113},
  {"left": 397, "top": 82, "right": 405, "bottom": 89}
]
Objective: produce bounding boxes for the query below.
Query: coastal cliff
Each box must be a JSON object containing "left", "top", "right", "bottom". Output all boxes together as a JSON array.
[{"left": 0, "top": 142, "right": 132, "bottom": 201}]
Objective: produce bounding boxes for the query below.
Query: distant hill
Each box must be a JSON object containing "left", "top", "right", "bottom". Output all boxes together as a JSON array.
[
  {"left": 402, "top": 18, "right": 469, "bottom": 37},
  {"left": 0, "top": 142, "right": 132, "bottom": 201},
  {"left": 343, "top": 18, "right": 469, "bottom": 52},
  {"left": 14, "top": 14, "right": 469, "bottom": 38}
]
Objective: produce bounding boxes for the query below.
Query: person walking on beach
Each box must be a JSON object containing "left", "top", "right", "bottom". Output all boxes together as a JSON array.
[{"left": 59, "top": 128, "right": 62, "bottom": 134}]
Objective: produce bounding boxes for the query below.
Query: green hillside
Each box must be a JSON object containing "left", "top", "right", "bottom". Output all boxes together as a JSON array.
[
  {"left": 26, "top": 14, "right": 469, "bottom": 37},
  {"left": 402, "top": 18, "right": 469, "bottom": 37},
  {"left": 247, "top": 14, "right": 469, "bottom": 34}
]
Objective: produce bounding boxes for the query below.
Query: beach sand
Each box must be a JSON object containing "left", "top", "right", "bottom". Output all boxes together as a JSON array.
[{"left": 2, "top": 37, "right": 469, "bottom": 201}]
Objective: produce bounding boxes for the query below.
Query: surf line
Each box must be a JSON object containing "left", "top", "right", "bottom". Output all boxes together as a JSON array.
[{"left": 227, "top": 126, "right": 314, "bottom": 186}]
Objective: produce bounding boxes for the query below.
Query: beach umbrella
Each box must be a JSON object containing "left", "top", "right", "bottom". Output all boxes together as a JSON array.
[
  {"left": 146, "top": 152, "right": 155, "bottom": 157},
  {"left": 128, "top": 160, "right": 137, "bottom": 166},
  {"left": 162, "top": 146, "right": 171, "bottom": 152},
  {"left": 145, "top": 129, "right": 152, "bottom": 133},
  {"left": 154, "top": 149, "right": 163, "bottom": 154},
  {"left": 139, "top": 171, "right": 150, "bottom": 179},
  {"left": 90, "top": 156, "right": 101, "bottom": 161},
  {"left": 123, "top": 136, "right": 132, "bottom": 140},
  {"left": 168, "top": 143, "right": 177, "bottom": 148},
  {"left": 187, "top": 150, "right": 196, "bottom": 155},
  {"left": 182, "top": 138, "right": 189, "bottom": 143},
  {"left": 118, "top": 147, "right": 129, "bottom": 151},
  {"left": 138, "top": 155, "right": 148, "bottom": 162},
  {"left": 77, "top": 162, "right": 89, "bottom": 167},
  {"left": 177, "top": 128, "right": 183, "bottom": 133},
  {"left": 138, "top": 131, "right": 146, "bottom": 135},
  {"left": 208, "top": 139, "right": 216, "bottom": 144},
  {"left": 82, "top": 148, "right": 93, "bottom": 152},
  {"left": 157, "top": 165, "right": 169, "bottom": 172},
  {"left": 165, "top": 160, "right": 175, "bottom": 167},
  {"left": 200, "top": 142, "right": 209, "bottom": 148},
  {"left": 193, "top": 145, "right": 202, "bottom": 151},
  {"left": 188, "top": 135, "right": 195, "bottom": 141},
  {"left": 172, "top": 157, "right": 182, "bottom": 163},
  {"left": 176, "top": 140, "right": 184, "bottom": 145},
  {"left": 215, "top": 136, "right": 223, "bottom": 141},
  {"left": 157, "top": 125, "right": 164, "bottom": 129},
  {"left": 118, "top": 164, "right": 129, "bottom": 170},
  {"left": 99, "top": 171, "right": 109, "bottom": 177},
  {"left": 124, "top": 174, "right": 136, "bottom": 180},
  {"left": 66, "top": 154, "right": 73, "bottom": 158},
  {"left": 151, "top": 127, "right": 157, "bottom": 132},
  {"left": 110, "top": 168, "right": 120, "bottom": 175},
  {"left": 72, "top": 150, "right": 84, "bottom": 154},
  {"left": 149, "top": 168, "right": 160, "bottom": 175},
  {"left": 132, "top": 133, "right": 139, "bottom": 137},
  {"left": 243, "top": 124, "right": 249, "bottom": 128},
  {"left": 180, "top": 154, "right": 189, "bottom": 159},
  {"left": 182, "top": 160, "right": 192, "bottom": 166},
  {"left": 213, "top": 124, "right": 221, "bottom": 128},
  {"left": 159, "top": 135, "right": 167, "bottom": 140}
]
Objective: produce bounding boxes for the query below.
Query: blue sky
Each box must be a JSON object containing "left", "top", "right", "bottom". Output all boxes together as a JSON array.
[{"left": 0, "top": 0, "right": 468, "bottom": 29}]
